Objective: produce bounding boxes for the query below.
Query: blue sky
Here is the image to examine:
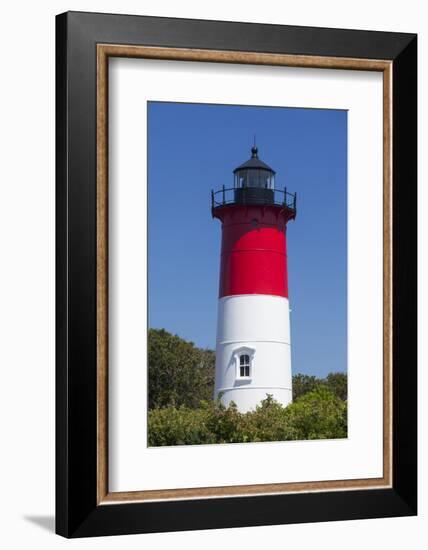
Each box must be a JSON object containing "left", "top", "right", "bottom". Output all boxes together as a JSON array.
[{"left": 148, "top": 102, "right": 347, "bottom": 377}]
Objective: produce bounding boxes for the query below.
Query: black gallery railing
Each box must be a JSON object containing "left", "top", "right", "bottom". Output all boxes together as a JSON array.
[{"left": 211, "top": 186, "right": 297, "bottom": 211}]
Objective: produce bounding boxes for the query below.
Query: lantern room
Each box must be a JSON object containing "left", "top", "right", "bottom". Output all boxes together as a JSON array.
[
  {"left": 233, "top": 146, "right": 276, "bottom": 190},
  {"left": 211, "top": 144, "right": 297, "bottom": 214},
  {"left": 233, "top": 145, "right": 276, "bottom": 205}
]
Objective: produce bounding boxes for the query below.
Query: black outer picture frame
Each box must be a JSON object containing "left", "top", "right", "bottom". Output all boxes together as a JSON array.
[{"left": 56, "top": 11, "right": 417, "bottom": 538}]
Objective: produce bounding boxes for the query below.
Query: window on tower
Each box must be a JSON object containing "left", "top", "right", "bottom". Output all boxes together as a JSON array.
[{"left": 239, "top": 354, "right": 251, "bottom": 377}]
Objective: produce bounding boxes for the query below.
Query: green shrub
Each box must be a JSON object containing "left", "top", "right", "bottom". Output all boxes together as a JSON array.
[
  {"left": 148, "top": 390, "right": 347, "bottom": 446},
  {"left": 147, "top": 405, "right": 213, "bottom": 446},
  {"left": 292, "top": 372, "right": 347, "bottom": 401},
  {"left": 241, "top": 395, "right": 300, "bottom": 442},
  {"left": 292, "top": 374, "right": 321, "bottom": 400},
  {"left": 148, "top": 329, "right": 215, "bottom": 409},
  {"left": 284, "top": 386, "right": 347, "bottom": 440},
  {"left": 324, "top": 372, "right": 348, "bottom": 401}
]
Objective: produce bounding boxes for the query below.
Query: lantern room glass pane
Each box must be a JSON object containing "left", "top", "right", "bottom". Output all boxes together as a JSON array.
[{"left": 234, "top": 169, "right": 274, "bottom": 190}]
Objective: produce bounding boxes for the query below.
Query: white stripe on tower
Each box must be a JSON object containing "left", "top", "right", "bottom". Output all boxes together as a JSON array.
[{"left": 214, "top": 295, "right": 292, "bottom": 412}]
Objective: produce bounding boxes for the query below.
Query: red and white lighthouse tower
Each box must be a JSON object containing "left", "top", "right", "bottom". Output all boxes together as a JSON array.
[{"left": 211, "top": 146, "right": 296, "bottom": 412}]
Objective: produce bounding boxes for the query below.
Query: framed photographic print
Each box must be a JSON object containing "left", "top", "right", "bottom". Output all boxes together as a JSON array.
[{"left": 56, "top": 11, "right": 417, "bottom": 538}]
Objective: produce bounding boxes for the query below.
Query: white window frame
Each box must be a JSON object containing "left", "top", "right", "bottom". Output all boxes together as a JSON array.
[{"left": 232, "top": 346, "right": 256, "bottom": 381}]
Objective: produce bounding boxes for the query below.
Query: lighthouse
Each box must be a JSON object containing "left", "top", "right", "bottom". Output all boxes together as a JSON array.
[{"left": 211, "top": 145, "right": 296, "bottom": 413}]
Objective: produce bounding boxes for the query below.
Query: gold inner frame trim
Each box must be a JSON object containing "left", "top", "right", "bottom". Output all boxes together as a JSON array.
[{"left": 96, "top": 44, "right": 393, "bottom": 505}]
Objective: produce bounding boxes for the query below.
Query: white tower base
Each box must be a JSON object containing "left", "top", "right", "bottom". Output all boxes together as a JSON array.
[{"left": 214, "top": 294, "right": 292, "bottom": 413}]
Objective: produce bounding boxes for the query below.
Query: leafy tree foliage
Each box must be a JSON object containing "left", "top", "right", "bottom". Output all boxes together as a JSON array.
[
  {"left": 282, "top": 386, "right": 347, "bottom": 439},
  {"left": 292, "top": 374, "right": 320, "bottom": 400},
  {"left": 146, "top": 405, "right": 214, "bottom": 446},
  {"left": 324, "top": 372, "right": 347, "bottom": 401},
  {"left": 148, "top": 390, "right": 347, "bottom": 446},
  {"left": 148, "top": 329, "right": 214, "bottom": 409},
  {"left": 292, "top": 372, "right": 347, "bottom": 401}
]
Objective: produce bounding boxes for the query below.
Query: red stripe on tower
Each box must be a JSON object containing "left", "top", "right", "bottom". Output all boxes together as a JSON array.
[{"left": 215, "top": 204, "right": 294, "bottom": 298}]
